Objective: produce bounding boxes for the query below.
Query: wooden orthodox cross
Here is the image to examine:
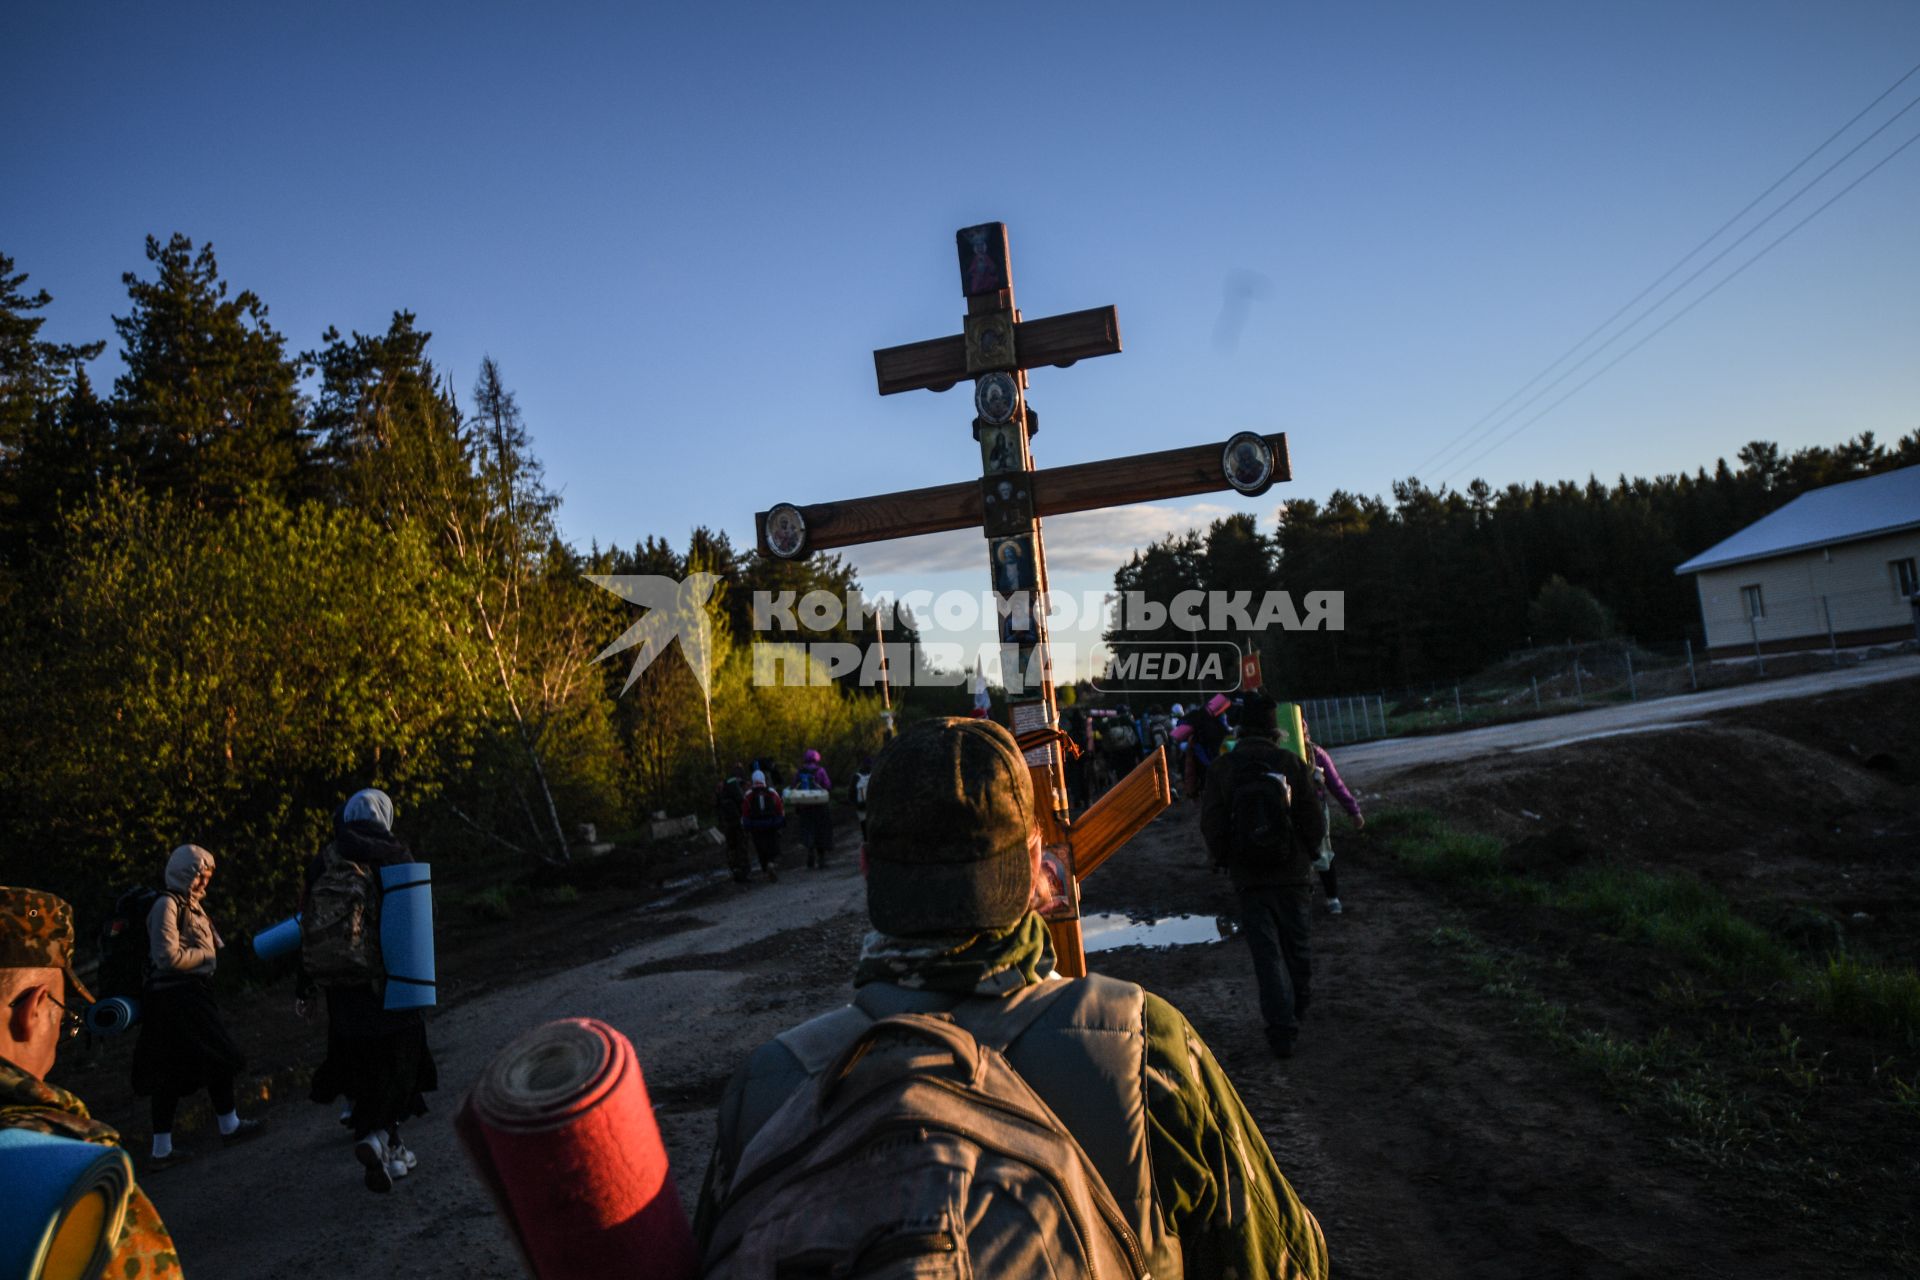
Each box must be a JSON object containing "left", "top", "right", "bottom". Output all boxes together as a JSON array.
[{"left": 756, "top": 222, "right": 1291, "bottom": 976}]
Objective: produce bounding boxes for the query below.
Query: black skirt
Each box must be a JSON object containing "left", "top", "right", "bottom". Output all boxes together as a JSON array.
[
  {"left": 309, "top": 986, "right": 437, "bottom": 1135},
  {"left": 130, "top": 978, "right": 246, "bottom": 1098}
]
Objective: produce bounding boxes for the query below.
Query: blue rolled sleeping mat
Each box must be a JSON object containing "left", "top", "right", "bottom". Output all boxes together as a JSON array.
[
  {"left": 80, "top": 998, "right": 140, "bottom": 1038},
  {"left": 0, "top": 1128, "right": 134, "bottom": 1280},
  {"left": 251, "top": 913, "right": 303, "bottom": 963},
  {"left": 379, "top": 862, "right": 435, "bottom": 1011}
]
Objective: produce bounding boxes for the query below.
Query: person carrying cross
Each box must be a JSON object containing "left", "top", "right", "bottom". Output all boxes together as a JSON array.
[{"left": 694, "top": 716, "right": 1328, "bottom": 1277}]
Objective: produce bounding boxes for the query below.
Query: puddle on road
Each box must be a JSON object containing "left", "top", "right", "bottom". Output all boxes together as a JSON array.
[{"left": 1082, "top": 912, "right": 1237, "bottom": 953}]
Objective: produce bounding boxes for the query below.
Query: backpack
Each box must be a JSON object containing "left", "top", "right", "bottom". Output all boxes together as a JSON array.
[
  {"left": 1106, "top": 720, "right": 1137, "bottom": 751},
  {"left": 744, "top": 787, "right": 781, "bottom": 828},
  {"left": 717, "top": 778, "right": 747, "bottom": 825},
  {"left": 300, "top": 847, "right": 380, "bottom": 986},
  {"left": 701, "top": 1011, "right": 1147, "bottom": 1280},
  {"left": 1229, "top": 763, "right": 1295, "bottom": 866},
  {"left": 96, "top": 886, "right": 162, "bottom": 1000}
]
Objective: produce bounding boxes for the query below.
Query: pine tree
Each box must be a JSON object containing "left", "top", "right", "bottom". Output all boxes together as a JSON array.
[{"left": 111, "top": 234, "right": 313, "bottom": 507}]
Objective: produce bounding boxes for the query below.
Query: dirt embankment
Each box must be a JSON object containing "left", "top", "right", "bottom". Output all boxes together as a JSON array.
[{"left": 46, "top": 678, "right": 1920, "bottom": 1279}]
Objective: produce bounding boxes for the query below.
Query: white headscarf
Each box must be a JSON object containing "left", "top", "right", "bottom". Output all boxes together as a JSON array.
[
  {"left": 165, "top": 844, "right": 215, "bottom": 897},
  {"left": 342, "top": 788, "right": 395, "bottom": 833},
  {"left": 750, "top": 770, "right": 767, "bottom": 786}
]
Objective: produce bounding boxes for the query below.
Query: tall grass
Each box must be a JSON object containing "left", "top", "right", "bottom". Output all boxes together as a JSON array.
[{"left": 1802, "top": 956, "right": 1920, "bottom": 1046}]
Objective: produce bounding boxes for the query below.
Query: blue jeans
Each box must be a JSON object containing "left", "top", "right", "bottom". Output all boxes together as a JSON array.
[{"left": 1237, "top": 886, "right": 1314, "bottom": 1050}]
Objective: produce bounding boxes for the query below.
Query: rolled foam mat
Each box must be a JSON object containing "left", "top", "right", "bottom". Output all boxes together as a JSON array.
[
  {"left": 379, "top": 862, "right": 435, "bottom": 1010},
  {"left": 0, "top": 1128, "right": 134, "bottom": 1280},
  {"left": 456, "top": 1018, "right": 697, "bottom": 1280},
  {"left": 251, "top": 913, "right": 303, "bottom": 962},
  {"left": 81, "top": 997, "right": 140, "bottom": 1037}
]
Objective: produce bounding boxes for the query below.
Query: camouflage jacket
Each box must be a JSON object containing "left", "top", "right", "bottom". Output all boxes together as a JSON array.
[
  {"left": 697, "top": 913, "right": 1329, "bottom": 1279},
  {"left": 0, "top": 1054, "right": 183, "bottom": 1278}
]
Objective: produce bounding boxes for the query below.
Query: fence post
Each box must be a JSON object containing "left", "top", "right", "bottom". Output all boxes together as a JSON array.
[
  {"left": 1685, "top": 637, "right": 1697, "bottom": 690},
  {"left": 1376, "top": 694, "right": 1386, "bottom": 736},
  {"left": 1625, "top": 647, "right": 1637, "bottom": 701},
  {"left": 1573, "top": 659, "right": 1584, "bottom": 706},
  {"left": 1453, "top": 684, "right": 1463, "bottom": 722},
  {"left": 1823, "top": 595, "right": 1837, "bottom": 665},
  {"left": 1531, "top": 674, "right": 1541, "bottom": 710},
  {"left": 1748, "top": 611, "right": 1765, "bottom": 676}
]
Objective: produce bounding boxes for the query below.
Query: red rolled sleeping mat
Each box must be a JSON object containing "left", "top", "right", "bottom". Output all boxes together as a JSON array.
[{"left": 457, "top": 1018, "right": 699, "bottom": 1280}]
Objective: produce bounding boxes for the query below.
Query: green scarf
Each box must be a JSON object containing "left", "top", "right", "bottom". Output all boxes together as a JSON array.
[{"left": 854, "top": 911, "right": 1057, "bottom": 995}]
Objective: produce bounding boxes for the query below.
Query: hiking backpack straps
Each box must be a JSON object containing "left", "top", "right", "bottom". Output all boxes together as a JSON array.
[
  {"left": 300, "top": 847, "right": 380, "bottom": 986},
  {"left": 704, "top": 1006, "right": 1150, "bottom": 1280},
  {"left": 1229, "top": 747, "right": 1295, "bottom": 867}
]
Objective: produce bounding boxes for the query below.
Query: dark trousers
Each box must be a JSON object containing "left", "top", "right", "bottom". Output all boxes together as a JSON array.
[
  {"left": 749, "top": 828, "right": 782, "bottom": 872},
  {"left": 152, "top": 1072, "right": 235, "bottom": 1134},
  {"left": 1318, "top": 864, "right": 1339, "bottom": 900},
  {"left": 1237, "top": 885, "right": 1314, "bottom": 1049}
]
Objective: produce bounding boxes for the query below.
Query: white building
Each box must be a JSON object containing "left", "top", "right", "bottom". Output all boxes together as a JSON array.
[{"left": 1675, "top": 464, "right": 1920, "bottom": 658}]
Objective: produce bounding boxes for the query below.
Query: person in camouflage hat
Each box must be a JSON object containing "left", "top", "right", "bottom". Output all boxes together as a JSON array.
[
  {"left": 695, "top": 717, "right": 1329, "bottom": 1278},
  {"left": 1, "top": 886, "right": 182, "bottom": 1278}
]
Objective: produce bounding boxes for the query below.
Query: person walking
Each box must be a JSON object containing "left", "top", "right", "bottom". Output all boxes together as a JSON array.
[
  {"left": 790, "top": 748, "right": 834, "bottom": 868},
  {"left": 2, "top": 886, "right": 182, "bottom": 1276},
  {"left": 694, "top": 717, "right": 1328, "bottom": 1277},
  {"left": 850, "top": 755, "right": 873, "bottom": 839},
  {"left": 1303, "top": 720, "right": 1365, "bottom": 914},
  {"left": 130, "top": 843, "right": 262, "bottom": 1169},
  {"left": 297, "top": 789, "right": 438, "bottom": 1192},
  {"left": 1200, "top": 694, "right": 1328, "bottom": 1058},
  {"left": 739, "top": 770, "right": 784, "bottom": 882},
  {"left": 715, "top": 763, "right": 753, "bottom": 885}
]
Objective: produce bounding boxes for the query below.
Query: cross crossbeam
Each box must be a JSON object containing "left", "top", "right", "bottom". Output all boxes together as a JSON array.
[
  {"left": 873, "top": 306, "right": 1123, "bottom": 396},
  {"left": 755, "top": 433, "right": 1290, "bottom": 556}
]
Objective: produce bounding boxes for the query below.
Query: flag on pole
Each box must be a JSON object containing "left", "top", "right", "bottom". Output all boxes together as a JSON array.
[{"left": 971, "top": 658, "right": 991, "bottom": 718}]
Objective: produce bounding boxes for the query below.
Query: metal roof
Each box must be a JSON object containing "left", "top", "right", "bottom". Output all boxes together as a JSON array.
[{"left": 1675, "top": 463, "right": 1920, "bottom": 575}]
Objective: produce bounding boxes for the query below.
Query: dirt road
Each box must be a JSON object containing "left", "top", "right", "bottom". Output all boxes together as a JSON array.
[
  {"left": 123, "top": 664, "right": 1918, "bottom": 1278},
  {"left": 1331, "top": 653, "right": 1919, "bottom": 785}
]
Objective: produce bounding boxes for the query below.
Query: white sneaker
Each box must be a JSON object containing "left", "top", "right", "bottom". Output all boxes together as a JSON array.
[
  {"left": 391, "top": 1140, "right": 417, "bottom": 1171},
  {"left": 387, "top": 1152, "right": 410, "bottom": 1181},
  {"left": 355, "top": 1134, "right": 393, "bottom": 1193},
  {"left": 1326, "top": 898, "right": 1344, "bottom": 916}
]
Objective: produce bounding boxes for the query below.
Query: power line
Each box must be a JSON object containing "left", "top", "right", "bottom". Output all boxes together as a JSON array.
[
  {"left": 1413, "top": 56, "right": 1920, "bottom": 479},
  {"left": 1439, "top": 122, "right": 1920, "bottom": 487},
  {"left": 1428, "top": 84, "right": 1920, "bottom": 480}
]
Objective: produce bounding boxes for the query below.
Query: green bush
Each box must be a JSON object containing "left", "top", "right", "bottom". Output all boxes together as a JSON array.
[
  {"left": 1554, "top": 867, "right": 1794, "bottom": 983},
  {"left": 1802, "top": 956, "right": 1920, "bottom": 1045}
]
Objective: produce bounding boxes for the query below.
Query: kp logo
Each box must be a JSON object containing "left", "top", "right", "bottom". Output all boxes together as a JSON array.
[{"left": 588, "top": 574, "right": 720, "bottom": 695}]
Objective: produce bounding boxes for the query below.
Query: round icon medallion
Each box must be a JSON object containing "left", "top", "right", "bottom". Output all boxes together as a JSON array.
[
  {"left": 764, "top": 502, "right": 809, "bottom": 559},
  {"left": 1222, "top": 432, "right": 1274, "bottom": 496},
  {"left": 974, "top": 371, "right": 1018, "bottom": 425}
]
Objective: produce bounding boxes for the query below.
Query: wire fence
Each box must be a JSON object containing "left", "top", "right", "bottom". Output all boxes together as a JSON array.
[{"left": 1295, "top": 625, "right": 1918, "bottom": 747}]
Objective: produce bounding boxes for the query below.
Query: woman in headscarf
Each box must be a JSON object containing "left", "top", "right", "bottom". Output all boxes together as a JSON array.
[
  {"left": 790, "top": 748, "right": 834, "bottom": 868},
  {"left": 132, "top": 843, "right": 262, "bottom": 1168},
  {"left": 297, "top": 788, "right": 438, "bottom": 1192}
]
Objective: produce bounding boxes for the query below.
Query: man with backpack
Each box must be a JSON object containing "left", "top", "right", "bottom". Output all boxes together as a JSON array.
[
  {"left": 715, "top": 763, "right": 753, "bottom": 885},
  {"left": 1200, "top": 694, "right": 1328, "bottom": 1059},
  {"left": 694, "top": 717, "right": 1328, "bottom": 1278},
  {"left": 2, "top": 886, "right": 183, "bottom": 1276},
  {"left": 297, "top": 789, "right": 437, "bottom": 1192},
  {"left": 738, "top": 770, "right": 784, "bottom": 882},
  {"left": 788, "top": 748, "right": 834, "bottom": 869}
]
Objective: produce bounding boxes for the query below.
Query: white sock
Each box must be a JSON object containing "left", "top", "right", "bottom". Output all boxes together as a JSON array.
[
  {"left": 216, "top": 1110, "right": 239, "bottom": 1136},
  {"left": 339, "top": 1103, "right": 353, "bottom": 1121},
  {"left": 152, "top": 1132, "right": 173, "bottom": 1159}
]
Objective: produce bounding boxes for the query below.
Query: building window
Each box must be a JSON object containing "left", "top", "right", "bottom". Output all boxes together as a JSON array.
[
  {"left": 1741, "top": 584, "right": 1765, "bottom": 620},
  {"left": 1892, "top": 557, "right": 1918, "bottom": 599}
]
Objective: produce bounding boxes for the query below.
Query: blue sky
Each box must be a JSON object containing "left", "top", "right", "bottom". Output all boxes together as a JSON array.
[{"left": 7, "top": 2, "right": 1919, "bottom": 672}]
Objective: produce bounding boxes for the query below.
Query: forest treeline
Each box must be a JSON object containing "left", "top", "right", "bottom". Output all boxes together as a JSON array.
[
  {"left": 1108, "top": 429, "right": 1919, "bottom": 696},
  {"left": 0, "top": 238, "right": 957, "bottom": 926}
]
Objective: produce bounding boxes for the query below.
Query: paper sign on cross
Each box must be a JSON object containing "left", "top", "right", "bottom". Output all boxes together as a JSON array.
[{"left": 756, "top": 222, "right": 1293, "bottom": 976}]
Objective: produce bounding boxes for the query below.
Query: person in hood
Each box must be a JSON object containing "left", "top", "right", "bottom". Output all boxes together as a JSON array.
[
  {"left": 131, "top": 843, "right": 262, "bottom": 1169},
  {"left": 790, "top": 748, "right": 835, "bottom": 868},
  {"left": 739, "top": 770, "right": 784, "bottom": 881},
  {"left": 297, "top": 789, "right": 438, "bottom": 1192}
]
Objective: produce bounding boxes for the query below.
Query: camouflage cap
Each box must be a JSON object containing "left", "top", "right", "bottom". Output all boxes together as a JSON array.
[
  {"left": 0, "top": 887, "right": 94, "bottom": 1004},
  {"left": 864, "top": 717, "right": 1035, "bottom": 937}
]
